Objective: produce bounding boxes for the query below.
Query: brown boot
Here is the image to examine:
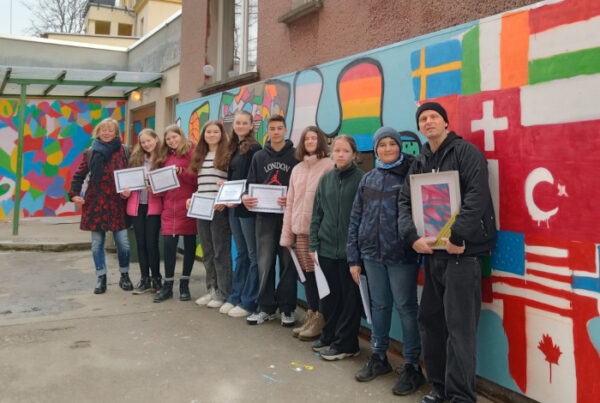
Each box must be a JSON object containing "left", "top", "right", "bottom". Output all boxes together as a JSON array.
[
  {"left": 292, "top": 309, "right": 314, "bottom": 338},
  {"left": 299, "top": 311, "right": 324, "bottom": 341}
]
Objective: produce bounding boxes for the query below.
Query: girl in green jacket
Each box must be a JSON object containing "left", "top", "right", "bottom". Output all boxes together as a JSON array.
[{"left": 309, "top": 135, "right": 364, "bottom": 361}]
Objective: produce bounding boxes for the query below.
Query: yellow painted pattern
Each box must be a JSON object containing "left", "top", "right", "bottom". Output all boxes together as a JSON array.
[{"left": 412, "top": 48, "right": 462, "bottom": 100}]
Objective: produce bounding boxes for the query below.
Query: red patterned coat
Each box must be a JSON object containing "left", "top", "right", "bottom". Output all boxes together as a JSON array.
[{"left": 69, "top": 148, "right": 129, "bottom": 232}]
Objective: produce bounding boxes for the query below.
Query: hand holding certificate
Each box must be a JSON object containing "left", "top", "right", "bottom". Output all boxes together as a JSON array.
[
  {"left": 248, "top": 184, "right": 287, "bottom": 214},
  {"left": 114, "top": 167, "right": 147, "bottom": 193},
  {"left": 215, "top": 180, "right": 246, "bottom": 204},
  {"left": 187, "top": 193, "right": 215, "bottom": 221},
  {"left": 149, "top": 166, "right": 180, "bottom": 194}
]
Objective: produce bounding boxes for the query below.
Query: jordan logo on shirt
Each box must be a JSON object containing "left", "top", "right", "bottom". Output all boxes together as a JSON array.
[{"left": 267, "top": 170, "right": 282, "bottom": 186}]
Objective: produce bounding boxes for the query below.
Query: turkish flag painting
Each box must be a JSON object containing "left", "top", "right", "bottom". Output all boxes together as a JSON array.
[{"left": 453, "top": 87, "right": 600, "bottom": 243}]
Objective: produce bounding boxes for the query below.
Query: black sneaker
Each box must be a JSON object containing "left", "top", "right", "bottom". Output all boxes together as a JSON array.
[
  {"left": 132, "top": 277, "right": 152, "bottom": 295},
  {"left": 311, "top": 339, "right": 330, "bottom": 352},
  {"left": 393, "top": 363, "right": 426, "bottom": 396},
  {"left": 320, "top": 346, "right": 360, "bottom": 361},
  {"left": 355, "top": 354, "right": 393, "bottom": 382},
  {"left": 420, "top": 385, "right": 447, "bottom": 403}
]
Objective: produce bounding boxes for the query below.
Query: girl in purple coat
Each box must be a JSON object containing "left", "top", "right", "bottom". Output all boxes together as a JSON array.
[
  {"left": 152, "top": 125, "right": 198, "bottom": 303},
  {"left": 122, "top": 129, "right": 163, "bottom": 295}
]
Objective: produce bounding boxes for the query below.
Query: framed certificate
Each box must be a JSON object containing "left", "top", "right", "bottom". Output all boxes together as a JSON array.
[
  {"left": 215, "top": 179, "right": 246, "bottom": 204},
  {"left": 409, "top": 171, "right": 461, "bottom": 249},
  {"left": 148, "top": 166, "right": 180, "bottom": 194},
  {"left": 114, "top": 167, "right": 146, "bottom": 193},
  {"left": 248, "top": 184, "right": 287, "bottom": 214},
  {"left": 187, "top": 193, "right": 215, "bottom": 221}
]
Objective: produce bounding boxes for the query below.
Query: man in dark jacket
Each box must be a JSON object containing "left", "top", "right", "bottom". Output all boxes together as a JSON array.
[
  {"left": 242, "top": 115, "right": 299, "bottom": 326},
  {"left": 397, "top": 102, "right": 496, "bottom": 403}
]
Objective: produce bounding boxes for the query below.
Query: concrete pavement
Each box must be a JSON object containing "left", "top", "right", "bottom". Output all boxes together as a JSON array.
[{"left": 0, "top": 218, "right": 500, "bottom": 403}]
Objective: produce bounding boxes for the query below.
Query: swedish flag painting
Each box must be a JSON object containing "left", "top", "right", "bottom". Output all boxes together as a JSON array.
[{"left": 411, "top": 40, "right": 462, "bottom": 100}]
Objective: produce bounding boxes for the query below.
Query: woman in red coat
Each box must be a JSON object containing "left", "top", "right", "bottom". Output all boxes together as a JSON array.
[
  {"left": 153, "top": 124, "right": 198, "bottom": 303},
  {"left": 69, "top": 118, "right": 133, "bottom": 294}
]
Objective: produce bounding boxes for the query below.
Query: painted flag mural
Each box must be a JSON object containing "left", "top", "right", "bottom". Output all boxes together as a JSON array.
[{"left": 176, "top": 1, "right": 600, "bottom": 400}]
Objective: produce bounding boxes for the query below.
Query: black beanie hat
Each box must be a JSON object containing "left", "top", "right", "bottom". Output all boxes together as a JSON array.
[{"left": 415, "top": 102, "right": 449, "bottom": 127}]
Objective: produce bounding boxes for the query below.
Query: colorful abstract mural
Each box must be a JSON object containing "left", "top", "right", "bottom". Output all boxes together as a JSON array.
[
  {"left": 0, "top": 99, "right": 126, "bottom": 219},
  {"left": 177, "top": 1, "right": 600, "bottom": 400},
  {"left": 217, "top": 80, "right": 290, "bottom": 145}
]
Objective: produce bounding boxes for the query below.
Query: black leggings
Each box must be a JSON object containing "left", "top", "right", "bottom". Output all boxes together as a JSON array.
[
  {"left": 163, "top": 234, "right": 196, "bottom": 280},
  {"left": 131, "top": 204, "right": 161, "bottom": 278}
]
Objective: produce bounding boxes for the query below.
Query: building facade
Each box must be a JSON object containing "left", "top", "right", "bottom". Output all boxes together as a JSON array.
[{"left": 176, "top": 1, "right": 600, "bottom": 402}]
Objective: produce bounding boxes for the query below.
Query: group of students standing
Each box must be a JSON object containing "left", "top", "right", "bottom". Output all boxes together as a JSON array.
[{"left": 69, "top": 101, "right": 495, "bottom": 403}]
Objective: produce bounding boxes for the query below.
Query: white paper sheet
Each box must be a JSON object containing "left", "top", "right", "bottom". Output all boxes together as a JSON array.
[
  {"left": 313, "top": 251, "right": 330, "bottom": 299},
  {"left": 215, "top": 179, "right": 246, "bottom": 204},
  {"left": 248, "top": 184, "right": 287, "bottom": 214},
  {"left": 288, "top": 247, "right": 307, "bottom": 283},
  {"left": 358, "top": 274, "right": 372, "bottom": 325},
  {"left": 187, "top": 193, "right": 215, "bottom": 221},
  {"left": 148, "top": 166, "right": 180, "bottom": 193},
  {"left": 113, "top": 167, "right": 147, "bottom": 193}
]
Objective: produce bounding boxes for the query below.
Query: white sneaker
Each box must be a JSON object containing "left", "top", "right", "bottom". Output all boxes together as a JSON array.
[
  {"left": 281, "top": 311, "right": 296, "bottom": 327},
  {"left": 246, "top": 311, "right": 278, "bottom": 325},
  {"left": 219, "top": 302, "right": 235, "bottom": 314},
  {"left": 195, "top": 293, "right": 212, "bottom": 306},
  {"left": 207, "top": 299, "right": 225, "bottom": 308},
  {"left": 228, "top": 306, "right": 251, "bottom": 318}
]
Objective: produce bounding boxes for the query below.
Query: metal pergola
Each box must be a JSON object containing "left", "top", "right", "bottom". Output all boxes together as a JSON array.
[{"left": 0, "top": 65, "right": 163, "bottom": 235}]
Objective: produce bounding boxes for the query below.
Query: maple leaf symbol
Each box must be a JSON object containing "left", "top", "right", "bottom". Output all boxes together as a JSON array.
[{"left": 538, "top": 334, "right": 562, "bottom": 383}]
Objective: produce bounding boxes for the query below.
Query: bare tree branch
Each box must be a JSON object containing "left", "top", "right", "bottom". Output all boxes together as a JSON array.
[{"left": 25, "top": 0, "right": 88, "bottom": 37}]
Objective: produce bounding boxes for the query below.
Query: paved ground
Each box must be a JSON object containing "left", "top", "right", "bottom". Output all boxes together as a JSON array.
[{"left": 0, "top": 218, "right": 498, "bottom": 403}]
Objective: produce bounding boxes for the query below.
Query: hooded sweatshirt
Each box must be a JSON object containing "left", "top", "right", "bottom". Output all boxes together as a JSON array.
[{"left": 246, "top": 139, "right": 298, "bottom": 214}]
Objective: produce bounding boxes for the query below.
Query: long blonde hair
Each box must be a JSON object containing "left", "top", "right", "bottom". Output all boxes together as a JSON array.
[
  {"left": 152, "top": 124, "right": 192, "bottom": 170},
  {"left": 129, "top": 128, "right": 160, "bottom": 168}
]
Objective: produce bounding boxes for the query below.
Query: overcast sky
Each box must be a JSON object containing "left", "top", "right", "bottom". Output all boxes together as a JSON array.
[{"left": 0, "top": 0, "right": 35, "bottom": 36}]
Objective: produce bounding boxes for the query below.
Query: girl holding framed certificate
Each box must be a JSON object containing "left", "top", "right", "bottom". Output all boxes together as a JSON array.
[
  {"left": 122, "top": 129, "right": 163, "bottom": 295},
  {"left": 152, "top": 125, "right": 198, "bottom": 303},
  {"left": 188, "top": 120, "right": 233, "bottom": 310},
  {"left": 308, "top": 135, "right": 364, "bottom": 361},
  {"left": 219, "top": 111, "right": 262, "bottom": 318},
  {"left": 280, "top": 126, "right": 333, "bottom": 340}
]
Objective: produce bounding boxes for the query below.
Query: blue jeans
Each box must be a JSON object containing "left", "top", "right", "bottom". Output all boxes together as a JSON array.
[
  {"left": 91, "top": 229, "right": 130, "bottom": 276},
  {"left": 363, "top": 259, "right": 421, "bottom": 364},
  {"left": 227, "top": 210, "right": 259, "bottom": 312}
]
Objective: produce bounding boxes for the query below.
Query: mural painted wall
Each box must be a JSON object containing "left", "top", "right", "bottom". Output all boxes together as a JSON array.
[
  {"left": 0, "top": 99, "right": 126, "bottom": 219},
  {"left": 177, "top": 0, "right": 600, "bottom": 401}
]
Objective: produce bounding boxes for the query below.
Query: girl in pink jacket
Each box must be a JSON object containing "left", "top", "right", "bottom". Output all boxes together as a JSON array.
[
  {"left": 280, "top": 126, "right": 333, "bottom": 341},
  {"left": 153, "top": 125, "right": 198, "bottom": 303},
  {"left": 122, "top": 129, "right": 164, "bottom": 295}
]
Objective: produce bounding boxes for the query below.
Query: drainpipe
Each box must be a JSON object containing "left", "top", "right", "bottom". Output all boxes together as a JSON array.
[{"left": 13, "top": 84, "right": 26, "bottom": 235}]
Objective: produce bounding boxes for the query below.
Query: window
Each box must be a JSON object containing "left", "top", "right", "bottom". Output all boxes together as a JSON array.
[
  {"left": 118, "top": 23, "right": 133, "bottom": 36},
  {"left": 217, "top": 0, "right": 258, "bottom": 81},
  {"left": 95, "top": 20, "right": 111, "bottom": 35}
]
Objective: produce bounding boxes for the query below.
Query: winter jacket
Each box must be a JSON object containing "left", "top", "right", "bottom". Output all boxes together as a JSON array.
[
  {"left": 398, "top": 132, "right": 497, "bottom": 256},
  {"left": 280, "top": 155, "right": 334, "bottom": 247},
  {"left": 160, "top": 147, "right": 198, "bottom": 235},
  {"left": 126, "top": 189, "right": 163, "bottom": 216},
  {"left": 227, "top": 142, "right": 261, "bottom": 217},
  {"left": 69, "top": 147, "right": 128, "bottom": 232},
  {"left": 246, "top": 139, "right": 298, "bottom": 215},
  {"left": 309, "top": 163, "right": 364, "bottom": 260},
  {"left": 347, "top": 155, "right": 418, "bottom": 266}
]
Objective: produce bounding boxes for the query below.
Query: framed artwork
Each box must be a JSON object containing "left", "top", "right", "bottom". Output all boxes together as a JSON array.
[{"left": 409, "top": 171, "right": 461, "bottom": 249}]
